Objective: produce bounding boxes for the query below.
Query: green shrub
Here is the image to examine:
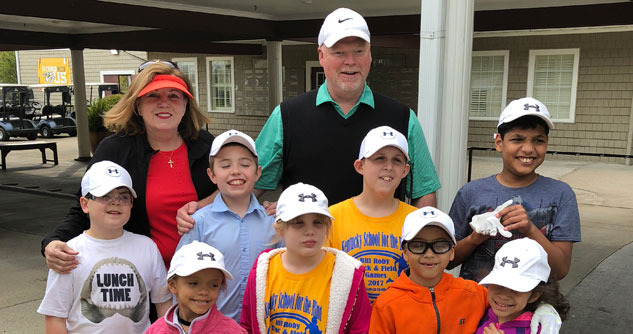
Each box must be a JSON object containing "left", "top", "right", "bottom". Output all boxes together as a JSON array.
[{"left": 88, "top": 94, "right": 122, "bottom": 132}]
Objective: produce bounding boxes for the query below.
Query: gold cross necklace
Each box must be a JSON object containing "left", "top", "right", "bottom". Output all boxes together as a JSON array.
[{"left": 159, "top": 149, "right": 176, "bottom": 168}]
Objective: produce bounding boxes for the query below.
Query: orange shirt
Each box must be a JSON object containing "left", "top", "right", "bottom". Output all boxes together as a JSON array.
[{"left": 370, "top": 272, "right": 489, "bottom": 334}]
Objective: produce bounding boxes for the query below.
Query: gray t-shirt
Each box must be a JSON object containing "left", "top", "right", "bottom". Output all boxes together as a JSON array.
[{"left": 449, "top": 175, "right": 581, "bottom": 282}]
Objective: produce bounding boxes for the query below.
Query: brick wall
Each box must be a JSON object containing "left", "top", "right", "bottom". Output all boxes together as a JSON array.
[{"left": 471, "top": 31, "right": 633, "bottom": 163}]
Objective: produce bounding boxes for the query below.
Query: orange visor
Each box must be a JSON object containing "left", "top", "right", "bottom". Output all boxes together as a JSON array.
[{"left": 137, "top": 75, "right": 193, "bottom": 99}]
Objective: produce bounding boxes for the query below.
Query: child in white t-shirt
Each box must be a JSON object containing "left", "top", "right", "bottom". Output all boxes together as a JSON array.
[{"left": 37, "top": 161, "right": 172, "bottom": 333}]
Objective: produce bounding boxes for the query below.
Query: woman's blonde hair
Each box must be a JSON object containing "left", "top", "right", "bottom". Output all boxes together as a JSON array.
[{"left": 103, "top": 62, "right": 210, "bottom": 140}]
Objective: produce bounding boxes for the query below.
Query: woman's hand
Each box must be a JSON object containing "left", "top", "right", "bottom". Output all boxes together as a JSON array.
[
  {"left": 45, "top": 240, "right": 79, "bottom": 274},
  {"left": 176, "top": 201, "right": 200, "bottom": 236}
]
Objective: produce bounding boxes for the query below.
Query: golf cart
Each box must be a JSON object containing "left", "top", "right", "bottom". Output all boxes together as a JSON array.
[
  {"left": 0, "top": 84, "right": 40, "bottom": 141},
  {"left": 30, "top": 84, "right": 77, "bottom": 138}
]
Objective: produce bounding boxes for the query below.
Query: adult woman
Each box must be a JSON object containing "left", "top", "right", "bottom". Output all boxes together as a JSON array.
[{"left": 42, "top": 61, "right": 217, "bottom": 272}]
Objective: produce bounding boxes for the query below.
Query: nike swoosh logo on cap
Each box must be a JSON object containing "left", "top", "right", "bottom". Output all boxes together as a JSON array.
[{"left": 338, "top": 18, "right": 352, "bottom": 23}]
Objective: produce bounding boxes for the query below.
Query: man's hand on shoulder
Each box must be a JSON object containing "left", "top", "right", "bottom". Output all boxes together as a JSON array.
[{"left": 176, "top": 201, "right": 199, "bottom": 236}]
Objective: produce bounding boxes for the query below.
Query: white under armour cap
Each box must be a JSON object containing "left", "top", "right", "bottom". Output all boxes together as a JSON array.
[
  {"left": 81, "top": 160, "right": 137, "bottom": 198},
  {"left": 498, "top": 97, "right": 554, "bottom": 130},
  {"left": 401, "top": 207, "right": 456, "bottom": 244},
  {"left": 318, "top": 8, "right": 370, "bottom": 48},
  {"left": 168, "top": 240, "right": 233, "bottom": 282},
  {"left": 276, "top": 182, "right": 334, "bottom": 222},
  {"left": 479, "top": 238, "right": 551, "bottom": 291},
  {"left": 209, "top": 129, "right": 257, "bottom": 157},
  {"left": 359, "top": 126, "right": 409, "bottom": 160}
]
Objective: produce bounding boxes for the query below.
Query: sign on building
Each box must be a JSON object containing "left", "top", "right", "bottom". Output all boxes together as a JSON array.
[{"left": 38, "top": 58, "right": 71, "bottom": 84}]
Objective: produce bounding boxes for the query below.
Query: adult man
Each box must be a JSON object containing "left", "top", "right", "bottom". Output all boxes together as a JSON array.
[{"left": 254, "top": 7, "right": 440, "bottom": 208}]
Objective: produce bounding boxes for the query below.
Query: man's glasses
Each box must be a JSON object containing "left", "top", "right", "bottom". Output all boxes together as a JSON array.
[
  {"left": 405, "top": 240, "right": 453, "bottom": 255},
  {"left": 138, "top": 60, "right": 179, "bottom": 73},
  {"left": 86, "top": 193, "right": 133, "bottom": 206}
]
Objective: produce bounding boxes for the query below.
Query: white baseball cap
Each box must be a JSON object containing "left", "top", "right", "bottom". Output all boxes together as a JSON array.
[
  {"left": 359, "top": 126, "right": 409, "bottom": 160},
  {"left": 498, "top": 97, "right": 555, "bottom": 130},
  {"left": 168, "top": 240, "right": 233, "bottom": 281},
  {"left": 209, "top": 129, "right": 257, "bottom": 157},
  {"left": 401, "top": 207, "right": 456, "bottom": 244},
  {"left": 318, "top": 8, "right": 370, "bottom": 48},
  {"left": 276, "top": 182, "right": 334, "bottom": 222},
  {"left": 479, "top": 238, "right": 551, "bottom": 292},
  {"left": 81, "top": 160, "right": 137, "bottom": 198}
]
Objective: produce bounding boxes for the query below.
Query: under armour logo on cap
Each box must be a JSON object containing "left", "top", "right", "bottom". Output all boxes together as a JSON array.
[
  {"left": 197, "top": 252, "right": 216, "bottom": 261},
  {"left": 523, "top": 103, "right": 540, "bottom": 112},
  {"left": 382, "top": 131, "right": 395, "bottom": 139},
  {"left": 421, "top": 210, "right": 437, "bottom": 218},
  {"left": 105, "top": 167, "right": 121, "bottom": 177},
  {"left": 500, "top": 256, "right": 520, "bottom": 268},
  {"left": 298, "top": 193, "right": 317, "bottom": 202}
]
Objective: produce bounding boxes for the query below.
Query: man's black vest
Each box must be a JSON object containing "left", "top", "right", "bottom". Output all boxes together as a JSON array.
[{"left": 280, "top": 89, "right": 410, "bottom": 205}]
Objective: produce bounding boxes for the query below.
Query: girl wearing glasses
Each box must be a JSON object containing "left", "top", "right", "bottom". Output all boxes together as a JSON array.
[{"left": 42, "top": 61, "right": 217, "bottom": 272}]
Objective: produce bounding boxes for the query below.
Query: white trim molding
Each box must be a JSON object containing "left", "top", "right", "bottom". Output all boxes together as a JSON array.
[
  {"left": 206, "top": 56, "right": 235, "bottom": 113},
  {"left": 527, "top": 48, "right": 580, "bottom": 124},
  {"left": 469, "top": 50, "right": 509, "bottom": 121}
]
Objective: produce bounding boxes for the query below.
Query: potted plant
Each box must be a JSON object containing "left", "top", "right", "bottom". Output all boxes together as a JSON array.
[{"left": 88, "top": 94, "right": 122, "bottom": 153}]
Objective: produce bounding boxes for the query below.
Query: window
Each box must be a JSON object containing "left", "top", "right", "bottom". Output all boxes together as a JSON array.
[
  {"left": 527, "top": 49, "right": 579, "bottom": 123},
  {"left": 100, "top": 70, "right": 134, "bottom": 94},
  {"left": 305, "top": 61, "right": 325, "bottom": 92},
  {"left": 206, "top": 57, "right": 235, "bottom": 113},
  {"left": 469, "top": 51, "right": 509, "bottom": 120},
  {"left": 172, "top": 57, "right": 199, "bottom": 103}
]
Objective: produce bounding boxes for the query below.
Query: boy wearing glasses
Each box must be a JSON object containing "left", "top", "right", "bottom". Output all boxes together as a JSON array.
[
  {"left": 369, "top": 207, "right": 488, "bottom": 333},
  {"left": 38, "top": 161, "right": 172, "bottom": 333},
  {"left": 369, "top": 207, "right": 563, "bottom": 334},
  {"left": 326, "top": 126, "right": 418, "bottom": 302}
]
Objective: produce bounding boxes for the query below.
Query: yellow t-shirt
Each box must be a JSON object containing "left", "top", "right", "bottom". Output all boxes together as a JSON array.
[
  {"left": 265, "top": 251, "right": 334, "bottom": 334},
  {"left": 327, "top": 198, "right": 417, "bottom": 302}
]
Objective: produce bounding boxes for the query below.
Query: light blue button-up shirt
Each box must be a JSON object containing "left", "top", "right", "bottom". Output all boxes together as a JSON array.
[{"left": 176, "top": 193, "right": 278, "bottom": 322}]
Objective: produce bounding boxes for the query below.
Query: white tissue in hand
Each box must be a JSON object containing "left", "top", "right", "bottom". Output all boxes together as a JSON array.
[{"left": 469, "top": 200, "right": 513, "bottom": 238}]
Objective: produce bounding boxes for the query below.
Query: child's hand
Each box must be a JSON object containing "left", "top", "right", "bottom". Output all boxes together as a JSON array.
[
  {"left": 483, "top": 323, "right": 504, "bottom": 334},
  {"left": 497, "top": 204, "right": 537, "bottom": 236},
  {"left": 469, "top": 200, "right": 513, "bottom": 238}
]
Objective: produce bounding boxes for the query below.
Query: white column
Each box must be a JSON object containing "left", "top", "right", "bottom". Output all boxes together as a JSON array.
[
  {"left": 267, "top": 41, "right": 283, "bottom": 110},
  {"left": 626, "top": 93, "right": 633, "bottom": 165},
  {"left": 70, "top": 49, "right": 91, "bottom": 160},
  {"left": 436, "top": 0, "right": 474, "bottom": 211},
  {"left": 418, "top": 0, "right": 445, "bottom": 164}
]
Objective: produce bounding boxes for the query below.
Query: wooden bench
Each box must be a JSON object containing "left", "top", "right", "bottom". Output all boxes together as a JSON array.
[{"left": 0, "top": 141, "right": 58, "bottom": 170}]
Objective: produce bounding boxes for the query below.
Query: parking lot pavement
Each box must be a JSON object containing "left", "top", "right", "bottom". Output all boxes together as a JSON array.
[{"left": 1, "top": 136, "right": 632, "bottom": 333}]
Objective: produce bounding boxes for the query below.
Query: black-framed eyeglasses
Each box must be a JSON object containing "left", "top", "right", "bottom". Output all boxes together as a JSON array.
[
  {"left": 405, "top": 240, "right": 453, "bottom": 255},
  {"left": 86, "top": 192, "right": 133, "bottom": 206},
  {"left": 138, "top": 60, "right": 179, "bottom": 73}
]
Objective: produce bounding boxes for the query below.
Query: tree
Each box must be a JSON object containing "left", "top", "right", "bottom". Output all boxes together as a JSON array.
[{"left": 0, "top": 51, "right": 17, "bottom": 83}]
